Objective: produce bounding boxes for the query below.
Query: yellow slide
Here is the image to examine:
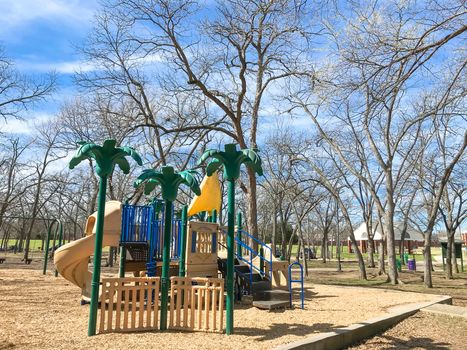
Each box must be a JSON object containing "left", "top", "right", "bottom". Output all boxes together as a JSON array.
[
  {"left": 188, "top": 172, "right": 221, "bottom": 216},
  {"left": 53, "top": 201, "right": 122, "bottom": 298}
]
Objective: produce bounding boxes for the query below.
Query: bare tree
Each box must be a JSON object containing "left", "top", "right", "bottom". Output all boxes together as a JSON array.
[
  {"left": 0, "top": 137, "right": 35, "bottom": 233},
  {"left": 22, "top": 119, "right": 67, "bottom": 261},
  {"left": 80, "top": 0, "right": 318, "bottom": 245},
  {"left": 0, "top": 47, "right": 55, "bottom": 121},
  {"left": 286, "top": 0, "right": 466, "bottom": 285},
  {"left": 440, "top": 181, "right": 466, "bottom": 278}
]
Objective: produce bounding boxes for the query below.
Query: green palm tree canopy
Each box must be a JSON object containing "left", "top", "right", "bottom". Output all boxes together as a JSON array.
[
  {"left": 198, "top": 143, "right": 263, "bottom": 181},
  {"left": 134, "top": 165, "right": 201, "bottom": 202},
  {"left": 69, "top": 139, "right": 143, "bottom": 177}
]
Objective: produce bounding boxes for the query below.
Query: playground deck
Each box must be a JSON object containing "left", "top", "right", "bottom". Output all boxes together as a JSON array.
[{"left": 0, "top": 264, "right": 440, "bottom": 350}]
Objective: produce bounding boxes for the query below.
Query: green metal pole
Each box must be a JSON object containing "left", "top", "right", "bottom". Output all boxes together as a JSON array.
[
  {"left": 179, "top": 205, "right": 188, "bottom": 277},
  {"left": 226, "top": 179, "right": 235, "bottom": 335},
  {"left": 118, "top": 246, "right": 126, "bottom": 278},
  {"left": 54, "top": 220, "right": 63, "bottom": 277},
  {"left": 237, "top": 212, "right": 242, "bottom": 258},
  {"left": 88, "top": 175, "right": 108, "bottom": 336},
  {"left": 119, "top": 200, "right": 129, "bottom": 278},
  {"left": 160, "top": 199, "right": 173, "bottom": 331},
  {"left": 212, "top": 209, "right": 217, "bottom": 223},
  {"left": 42, "top": 220, "right": 55, "bottom": 275},
  {"left": 259, "top": 247, "right": 264, "bottom": 274}
]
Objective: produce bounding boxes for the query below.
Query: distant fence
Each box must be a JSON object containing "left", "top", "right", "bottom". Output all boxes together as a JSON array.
[
  {"left": 169, "top": 277, "right": 224, "bottom": 333},
  {"left": 99, "top": 277, "right": 160, "bottom": 333}
]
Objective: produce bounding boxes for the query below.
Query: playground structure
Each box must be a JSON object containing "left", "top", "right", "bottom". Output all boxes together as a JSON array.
[
  {"left": 52, "top": 140, "right": 302, "bottom": 337},
  {"left": 53, "top": 196, "right": 300, "bottom": 334}
]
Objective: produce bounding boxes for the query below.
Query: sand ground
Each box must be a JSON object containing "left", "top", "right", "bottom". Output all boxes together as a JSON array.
[{"left": 0, "top": 265, "right": 441, "bottom": 350}]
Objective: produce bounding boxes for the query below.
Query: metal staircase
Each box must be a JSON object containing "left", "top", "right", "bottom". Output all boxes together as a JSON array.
[{"left": 218, "top": 229, "right": 291, "bottom": 310}]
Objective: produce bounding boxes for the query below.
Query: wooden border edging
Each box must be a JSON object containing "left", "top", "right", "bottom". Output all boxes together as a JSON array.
[{"left": 274, "top": 295, "right": 452, "bottom": 350}]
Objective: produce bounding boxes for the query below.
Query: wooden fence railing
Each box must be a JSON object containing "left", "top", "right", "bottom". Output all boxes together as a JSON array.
[
  {"left": 98, "top": 276, "right": 224, "bottom": 334},
  {"left": 99, "top": 277, "right": 160, "bottom": 333},
  {"left": 169, "top": 276, "right": 224, "bottom": 333}
]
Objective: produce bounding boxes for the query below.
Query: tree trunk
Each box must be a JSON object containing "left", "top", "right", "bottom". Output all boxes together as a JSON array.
[
  {"left": 286, "top": 228, "right": 296, "bottom": 262},
  {"left": 321, "top": 229, "right": 328, "bottom": 263},
  {"left": 452, "top": 241, "right": 459, "bottom": 274},
  {"left": 246, "top": 168, "right": 259, "bottom": 251},
  {"left": 367, "top": 235, "right": 375, "bottom": 268},
  {"left": 423, "top": 235, "right": 433, "bottom": 288},
  {"left": 378, "top": 240, "right": 386, "bottom": 274},
  {"left": 365, "top": 218, "right": 376, "bottom": 267},
  {"left": 298, "top": 227, "right": 309, "bottom": 277},
  {"left": 272, "top": 204, "right": 277, "bottom": 257},
  {"left": 330, "top": 234, "right": 334, "bottom": 259},
  {"left": 384, "top": 208, "right": 398, "bottom": 284},
  {"left": 374, "top": 212, "right": 385, "bottom": 275},
  {"left": 280, "top": 210, "right": 287, "bottom": 258},
  {"left": 399, "top": 230, "right": 406, "bottom": 265},
  {"left": 336, "top": 221, "right": 342, "bottom": 272},
  {"left": 446, "top": 233, "right": 453, "bottom": 279}
]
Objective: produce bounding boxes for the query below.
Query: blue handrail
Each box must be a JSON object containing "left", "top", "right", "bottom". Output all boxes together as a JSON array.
[
  {"left": 219, "top": 228, "right": 273, "bottom": 294},
  {"left": 238, "top": 229, "right": 272, "bottom": 280},
  {"left": 235, "top": 239, "right": 268, "bottom": 277},
  {"left": 288, "top": 262, "right": 304, "bottom": 309},
  {"left": 217, "top": 238, "right": 255, "bottom": 295}
]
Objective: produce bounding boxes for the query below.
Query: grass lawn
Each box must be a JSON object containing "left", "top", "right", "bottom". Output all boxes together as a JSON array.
[
  {"left": 304, "top": 265, "right": 467, "bottom": 307},
  {"left": 2, "top": 239, "right": 112, "bottom": 254},
  {"left": 288, "top": 244, "right": 443, "bottom": 262},
  {"left": 3, "top": 239, "right": 44, "bottom": 252}
]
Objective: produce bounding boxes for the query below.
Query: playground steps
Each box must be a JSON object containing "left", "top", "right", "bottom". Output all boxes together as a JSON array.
[
  {"left": 252, "top": 289, "right": 291, "bottom": 310},
  {"left": 218, "top": 257, "right": 292, "bottom": 310},
  {"left": 254, "top": 289, "right": 290, "bottom": 302},
  {"left": 253, "top": 299, "right": 291, "bottom": 310}
]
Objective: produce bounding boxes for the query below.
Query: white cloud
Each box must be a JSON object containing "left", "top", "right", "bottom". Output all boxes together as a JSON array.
[
  {"left": 45, "top": 151, "right": 74, "bottom": 173},
  {"left": 0, "top": 0, "right": 97, "bottom": 34},
  {"left": 16, "top": 59, "right": 98, "bottom": 74},
  {"left": 0, "top": 112, "right": 55, "bottom": 135}
]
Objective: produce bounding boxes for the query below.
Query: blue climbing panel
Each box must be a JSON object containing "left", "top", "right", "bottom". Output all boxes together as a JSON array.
[{"left": 120, "top": 203, "right": 182, "bottom": 265}]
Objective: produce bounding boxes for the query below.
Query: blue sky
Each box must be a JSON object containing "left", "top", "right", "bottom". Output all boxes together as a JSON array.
[{"left": 0, "top": 0, "right": 99, "bottom": 125}]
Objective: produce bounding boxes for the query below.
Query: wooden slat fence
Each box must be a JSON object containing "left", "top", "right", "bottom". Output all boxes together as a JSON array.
[
  {"left": 169, "top": 277, "right": 224, "bottom": 333},
  {"left": 99, "top": 277, "right": 160, "bottom": 333}
]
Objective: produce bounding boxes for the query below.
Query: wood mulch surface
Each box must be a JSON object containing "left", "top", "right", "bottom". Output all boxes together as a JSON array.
[
  {"left": 347, "top": 311, "right": 467, "bottom": 350},
  {"left": 0, "top": 261, "right": 440, "bottom": 350}
]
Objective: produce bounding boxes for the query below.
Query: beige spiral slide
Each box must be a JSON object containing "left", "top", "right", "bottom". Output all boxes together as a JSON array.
[{"left": 53, "top": 201, "right": 122, "bottom": 298}]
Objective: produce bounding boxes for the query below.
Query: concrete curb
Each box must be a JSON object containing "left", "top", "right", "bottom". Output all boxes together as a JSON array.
[
  {"left": 274, "top": 295, "right": 452, "bottom": 350},
  {"left": 421, "top": 303, "right": 467, "bottom": 319}
]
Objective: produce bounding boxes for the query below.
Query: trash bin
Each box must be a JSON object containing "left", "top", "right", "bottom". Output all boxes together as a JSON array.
[
  {"left": 403, "top": 253, "right": 409, "bottom": 264},
  {"left": 407, "top": 258, "right": 416, "bottom": 271},
  {"left": 396, "top": 258, "right": 402, "bottom": 272}
]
